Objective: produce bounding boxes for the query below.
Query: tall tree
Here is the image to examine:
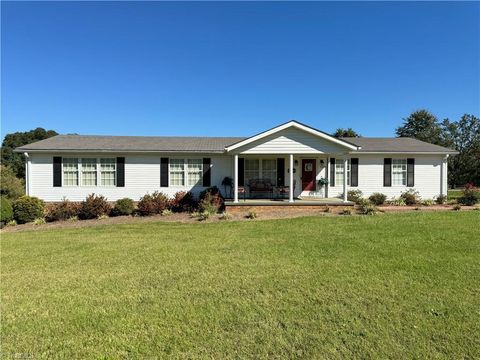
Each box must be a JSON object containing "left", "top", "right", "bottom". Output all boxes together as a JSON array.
[
  {"left": 333, "top": 128, "right": 361, "bottom": 138},
  {"left": 441, "top": 114, "right": 480, "bottom": 187},
  {"left": 1, "top": 128, "right": 58, "bottom": 179},
  {"left": 396, "top": 109, "right": 443, "bottom": 144}
]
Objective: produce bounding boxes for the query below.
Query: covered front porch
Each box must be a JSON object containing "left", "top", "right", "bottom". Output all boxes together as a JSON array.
[
  {"left": 225, "top": 197, "right": 353, "bottom": 206},
  {"left": 224, "top": 120, "right": 360, "bottom": 204},
  {"left": 230, "top": 153, "right": 350, "bottom": 203}
]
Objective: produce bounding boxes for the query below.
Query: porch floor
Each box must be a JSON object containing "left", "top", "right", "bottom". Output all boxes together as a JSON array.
[{"left": 225, "top": 197, "right": 353, "bottom": 206}]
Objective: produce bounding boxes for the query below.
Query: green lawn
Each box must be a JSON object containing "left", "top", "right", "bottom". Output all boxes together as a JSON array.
[{"left": 2, "top": 212, "right": 479, "bottom": 359}]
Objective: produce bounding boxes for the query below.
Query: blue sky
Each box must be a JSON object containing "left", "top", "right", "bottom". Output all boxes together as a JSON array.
[{"left": 2, "top": 1, "right": 479, "bottom": 138}]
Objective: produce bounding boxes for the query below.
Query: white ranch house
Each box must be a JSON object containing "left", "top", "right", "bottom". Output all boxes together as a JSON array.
[{"left": 16, "top": 121, "right": 457, "bottom": 204}]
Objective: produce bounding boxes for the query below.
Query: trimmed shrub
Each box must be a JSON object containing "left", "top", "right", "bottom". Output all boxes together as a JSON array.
[
  {"left": 137, "top": 194, "right": 156, "bottom": 216},
  {"left": 111, "top": 198, "right": 135, "bottom": 216},
  {"left": 13, "top": 196, "right": 45, "bottom": 224},
  {"left": 161, "top": 209, "right": 173, "bottom": 216},
  {"left": 169, "top": 191, "right": 196, "bottom": 212},
  {"left": 44, "top": 199, "right": 81, "bottom": 222},
  {"left": 347, "top": 189, "right": 363, "bottom": 204},
  {"left": 78, "top": 194, "right": 111, "bottom": 220},
  {"left": 435, "top": 195, "right": 447, "bottom": 205},
  {"left": 400, "top": 189, "right": 421, "bottom": 205},
  {"left": 199, "top": 186, "right": 222, "bottom": 201},
  {"left": 33, "top": 218, "right": 46, "bottom": 225},
  {"left": 422, "top": 199, "right": 434, "bottom": 206},
  {"left": 198, "top": 193, "right": 223, "bottom": 214},
  {"left": 1, "top": 197, "right": 14, "bottom": 227},
  {"left": 390, "top": 197, "right": 406, "bottom": 206},
  {"left": 458, "top": 186, "right": 480, "bottom": 206},
  {"left": 453, "top": 204, "right": 461, "bottom": 211},
  {"left": 136, "top": 192, "right": 169, "bottom": 216},
  {"left": 246, "top": 211, "right": 257, "bottom": 219},
  {"left": 369, "top": 193, "right": 387, "bottom": 206}
]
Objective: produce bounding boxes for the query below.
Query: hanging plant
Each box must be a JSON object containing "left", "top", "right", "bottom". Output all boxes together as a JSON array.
[{"left": 317, "top": 177, "right": 329, "bottom": 187}]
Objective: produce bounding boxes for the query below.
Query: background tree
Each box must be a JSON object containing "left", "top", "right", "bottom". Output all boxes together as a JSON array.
[
  {"left": 1, "top": 128, "right": 58, "bottom": 179},
  {"left": 395, "top": 109, "right": 443, "bottom": 144},
  {"left": 441, "top": 114, "right": 480, "bottom": 187},
  {"left": 0, "top": 165, "right": 25, "bottom": 200},
  {"left": 333, "top": 128, "right": 361, "bottom": 137}
]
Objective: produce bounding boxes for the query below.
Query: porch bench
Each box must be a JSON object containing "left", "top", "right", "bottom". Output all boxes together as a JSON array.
[{"left": 247, "top": 179, "right": 274, "bottom": 198}]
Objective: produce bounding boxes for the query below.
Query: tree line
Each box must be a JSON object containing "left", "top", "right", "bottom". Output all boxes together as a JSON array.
[{"left": 1, "top": 110, "right": 479, "bottom": 200}]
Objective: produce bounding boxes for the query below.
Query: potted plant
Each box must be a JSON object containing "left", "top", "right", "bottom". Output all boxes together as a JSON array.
[
  {"left": 221, "top": 176, "right": 233, "bottom": 198},
  {"left": 317, "top": 177, "right": 329, "bottom": 197}
]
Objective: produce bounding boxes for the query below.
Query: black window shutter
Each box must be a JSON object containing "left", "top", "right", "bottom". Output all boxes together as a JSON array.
[
  {"left": 351, "top": 158, "right": 359, "bottom": 187},
  {"left": 238, "top": 158, "right": 245, "bottom": 186},
  {"left": 330, "top": 158, "right": 335, "bottom": 187},
  {"left": 407, "top": 158, "right": 415, "bottom": 187},
  {"left": 53, "top": 156, "right": 62, "bottom": 187},
  {"left": 384, "top": 158, "right": 392, "bottom": 187},
  {"left": 160, "top": 157, "right": 169, "bottom": 187},
  {"left": 277, "top": 158, "right": 285, "bottom": 186},
  {"left": 116, "top": 157, "right": 125, "bottom": 187},
  {"left": 203, "top": 158, "right": 211, "bottom": 187}
]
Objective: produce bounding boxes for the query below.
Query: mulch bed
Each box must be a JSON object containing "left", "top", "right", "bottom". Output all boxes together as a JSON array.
[{"left": 2, "top": 204, "right": 478, "bottom": 233}]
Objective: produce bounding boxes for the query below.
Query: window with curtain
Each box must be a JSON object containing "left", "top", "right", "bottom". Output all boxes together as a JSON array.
[
  {"left": 187, "top": 159, "right": 203, "bottom": 186},
  {"left": 81, "top": 158, "right": 97, "bottom": 186},
  {"left": 169, "top": 159, "right": 185, "bottom": 186},
  {"left": 100, "top": 158, "right": 116, "bottom": 186},
  {"left": 392, "top": 159, "right": 407, "bottom": 186},
  {"left": 335, "top": 159, "right": 351, "bottom": 186},
  {"left": 63, "top": 158, "right": 79, "bottom": 186},
  {"left": 244, "top": 159, "right": 259, "bottom": 182},
  {"left": 261, "top": 159, "right": 276, "bottom": 184}
]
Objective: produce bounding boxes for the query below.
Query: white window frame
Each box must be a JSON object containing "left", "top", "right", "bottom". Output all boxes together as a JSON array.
[
  {"left": 392, "top": 158, "right": 407, "bottom": 186},
  {"left": 62, "top": 157, "right": 79, "bottom": 187},
  {"left": 169, "top": 158, "right": 204, "bottom": 187},
  {"left": 335, "top": 159, "right": 351, "bottom": 186},
  {"left": 187, "top": 159, "right": 203, "bottom": 186},
  {"left": 61, "top": 157, "right": 117, "bottom": 187},
  {"left": 100, "top": 158, "right": 116, "bottom": 187},
  {"left": 244, "top": 158, "right": 278, "bottom": 186}
]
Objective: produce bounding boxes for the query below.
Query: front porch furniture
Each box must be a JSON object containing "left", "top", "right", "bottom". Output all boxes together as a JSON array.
[
  {"left": 238, "top": 186, "right": 247, "bottom": 201},
  {"left": 275, "top": 186, "right": 290, "bottom": 199},
  {"left": 247, "top": 178, "right": 274, "bottom": 198}
]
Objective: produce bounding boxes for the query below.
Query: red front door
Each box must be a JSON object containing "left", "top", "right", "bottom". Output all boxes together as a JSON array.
[{"left": 302, "top": 159, "right": 316, "bottom": 191}]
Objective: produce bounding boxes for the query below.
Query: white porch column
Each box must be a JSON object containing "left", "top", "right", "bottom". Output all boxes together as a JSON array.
[
  {"left": 234, "top": 154, "right": 239, "bottom": 203},
  {"left": 289, "top": 154, "right": 294, "bottom": 203},
  {"left": 343, "top": 156, "right": 348, "bottom": 202}
]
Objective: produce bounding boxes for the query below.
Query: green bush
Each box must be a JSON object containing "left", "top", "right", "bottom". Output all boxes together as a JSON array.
[
  {"left": 12, "top": 196, "right": 45, "bottom": 224},
  {"left": 78, "top": 194, "right": 111, "bottom": 220},
  {"left": 400, "top": 189, "right": 421, "bottom": 205},
  {"left": 1, "top": 197, "right": 14, "bottom": 227},
  {"left": 452, "top": 204, "right": 461, "bottom": 211},
  {"left": 457, "top": 188, "right": 480, "bottom": 206},
  {"left": 422, "top": 199, "right": 434, "bottom": 206},
  {"left": 347, "top": 189, "right": 363, "bottom": 204},
  {"left": 435, "top": 195, "right": 447, "bottom": 205},
  {"left": 111, "top": 198, "right": 135, "bottom": 216},
  {"left": 246, "top": 211, "right": 257, "bottom": 219},
  {"left": 0, "top": 165, "right": 25, "bottom": 200},
  {"left": 198, "top": 187, "right": 224, "bottom": 214},
  {"left": 44, "top": 199, "right": 81, "bottom": 222},
  {"left": 390, "top": 197, "right": 406, "bottom": 206},
  {"left": 369, "top": 193, "right": 387, "bottom": 206}
]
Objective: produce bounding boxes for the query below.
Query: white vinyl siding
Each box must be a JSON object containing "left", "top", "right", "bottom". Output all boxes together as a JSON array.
[
  {"left": 187, "top": 159, "right": 203, "bottom": 186},
  {"left": 81, "top": 158, "right": 97, "bottom": 186},
  {"left": 63, "top": 158, "right": 79, "bottom": 186},
  {"left": 335, "top": 159, "right": 351, "bottom": 186},
  {"left": 100, "top": 158, "right": 116, "bottom": 186},
  {"left": 392, "top": 159, "right": 407, "bottom": 186}
]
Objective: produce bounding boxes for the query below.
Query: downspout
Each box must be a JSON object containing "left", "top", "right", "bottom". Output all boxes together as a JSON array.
[{"left": 24, "top": 152, "right": 30, "bottom": 196}]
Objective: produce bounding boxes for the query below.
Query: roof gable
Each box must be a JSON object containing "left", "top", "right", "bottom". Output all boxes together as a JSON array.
[{"left": 225, "top": 120, "right": 359, "bottom": 152}]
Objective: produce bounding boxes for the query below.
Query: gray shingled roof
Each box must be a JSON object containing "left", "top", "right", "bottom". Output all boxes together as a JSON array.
[
  {"left": 15, "top": 134, "right": 457, "bottom": 154},
  {"left": 341, "top": 137, "right": 458, "bottom": 154},
  {"left": 15, "top": 135, "right": 246, "bottom": 153}
]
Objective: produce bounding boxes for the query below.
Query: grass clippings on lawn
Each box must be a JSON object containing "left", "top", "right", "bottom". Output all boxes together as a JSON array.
[{"left": 1, "top": 212, "right": 479, "bottom": 359}]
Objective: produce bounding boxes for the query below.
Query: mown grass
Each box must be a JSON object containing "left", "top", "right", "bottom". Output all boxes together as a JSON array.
[{"left": 1, "top": 212, "right": 479, "bottom": 359}]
